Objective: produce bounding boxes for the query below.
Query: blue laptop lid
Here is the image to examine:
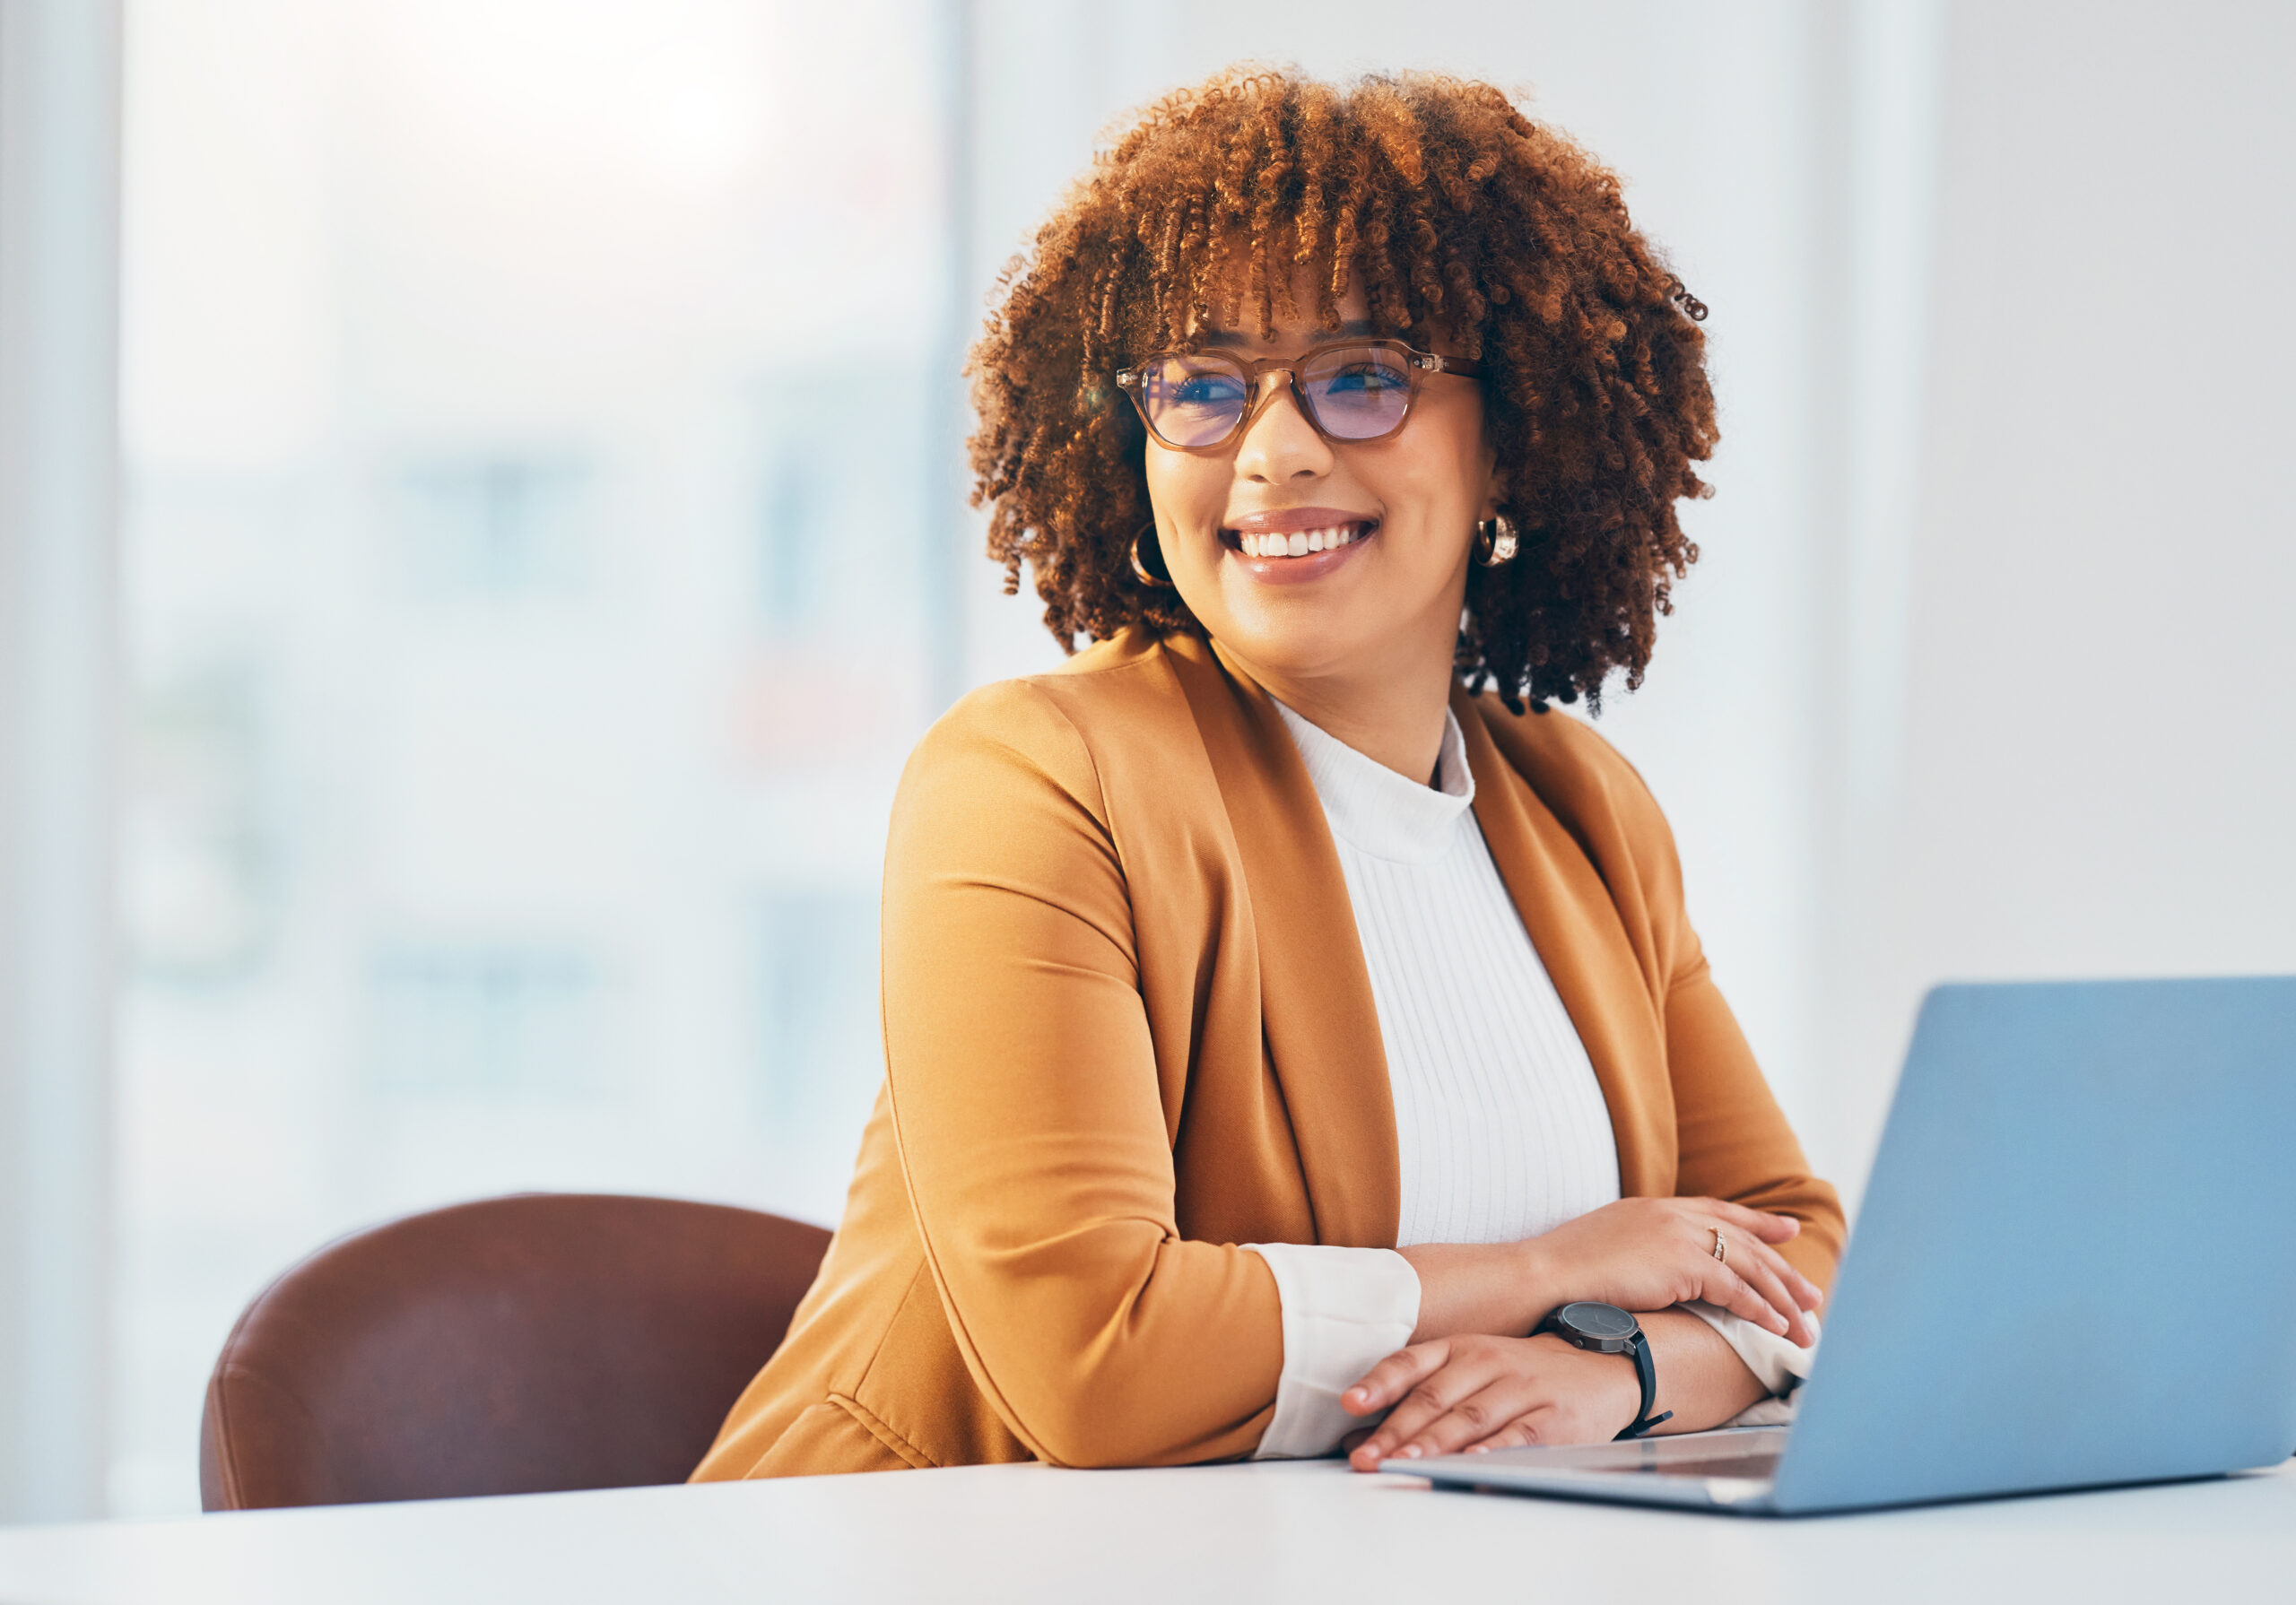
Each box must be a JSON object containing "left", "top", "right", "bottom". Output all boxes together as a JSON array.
[{"left": 1772, "top": 976, "right": 2296, "bottom": 1514}]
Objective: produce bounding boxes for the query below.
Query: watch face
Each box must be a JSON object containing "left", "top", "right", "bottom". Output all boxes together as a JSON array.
[{"left": 1560, "top": 1301, "right": 1638, "bottom": 1341}]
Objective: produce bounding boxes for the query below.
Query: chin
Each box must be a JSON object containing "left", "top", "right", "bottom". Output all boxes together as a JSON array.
[{"left": 1213, "top": 620, "right": 1366, "bottom": 683}]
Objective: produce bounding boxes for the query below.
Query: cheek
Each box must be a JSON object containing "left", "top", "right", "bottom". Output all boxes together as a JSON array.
[
  {"left": 1141, "top": 450, "right": 1231, "bottom": 601},
  {"left": 1144, "top": 448, "right": 1216, "bottom": 524},
  {"left": 1143, "top": 451, "right": 1237, "bottom": 583},
  {"left": 1378, "top": 454, "right": 1481, "bottom": 559},
  {"left": 1388, "top": 408, "right": 1491, "bottom": 545}
]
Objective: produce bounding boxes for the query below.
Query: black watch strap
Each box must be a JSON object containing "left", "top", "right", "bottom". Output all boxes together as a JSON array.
[{"left": 1617, "top": 1332, "right": 1673, "bottom": 1441}]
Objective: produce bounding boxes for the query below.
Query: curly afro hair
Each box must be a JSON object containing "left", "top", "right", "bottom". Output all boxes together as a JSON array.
[{"left": 967, "top": 65, "right": 1718, "bottom": 711}]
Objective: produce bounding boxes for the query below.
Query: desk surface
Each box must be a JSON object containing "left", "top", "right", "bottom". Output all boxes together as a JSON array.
[{"left": 2, "top": 1459, "right": 2290, "bottom": 1605}]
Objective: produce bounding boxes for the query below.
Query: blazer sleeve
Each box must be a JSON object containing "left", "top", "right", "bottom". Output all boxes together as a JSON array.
[
  {"left": 1664, "top": 941, "right": 1846, "bottom": 1289},
  {"left": 878, "top": 681, "right": 1284, "bottom": 1468},
  {"left": 1662, "top": 909, "right": 1837, "bottom": 1286},
  {"left": 1577, "top": 723, "right": 1848, "bottom": 1292}
]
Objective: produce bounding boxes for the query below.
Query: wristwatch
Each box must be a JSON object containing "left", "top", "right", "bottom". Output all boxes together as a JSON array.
[{"left": 1540, "top": 1301, "right": 1674, "bottom": 1440}]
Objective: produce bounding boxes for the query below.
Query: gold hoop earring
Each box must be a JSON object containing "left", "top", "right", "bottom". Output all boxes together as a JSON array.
[
  {"left": 1474, "top": 515, "right": 1519, "bottom": 567},
  {"left": 1130, "top": 524, "right": 1175, "bottom": 587}
]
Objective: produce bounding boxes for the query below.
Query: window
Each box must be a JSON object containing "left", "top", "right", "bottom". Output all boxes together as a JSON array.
[{"left": 114, "top": 0, "right": 954, "bottom": 1514}]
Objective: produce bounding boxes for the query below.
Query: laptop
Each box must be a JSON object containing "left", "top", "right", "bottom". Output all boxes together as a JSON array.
[{"left": 1391, "top": 976, "right": 2296, "bottom": 1514}]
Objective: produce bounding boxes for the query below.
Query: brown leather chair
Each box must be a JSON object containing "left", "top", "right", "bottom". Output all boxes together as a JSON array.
[{"left": 199, "top": 1193, "right": 831, "bottom": 1510}]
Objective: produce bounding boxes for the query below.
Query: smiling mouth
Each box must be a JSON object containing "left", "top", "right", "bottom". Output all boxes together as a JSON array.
[{"left": 1222, "top": 520, "right": 1377, "bottom": 558}]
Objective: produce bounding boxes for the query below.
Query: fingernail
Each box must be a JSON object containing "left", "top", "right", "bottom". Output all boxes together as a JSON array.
[
  {"left": 1468, "top": 1444, "right": 1488, "bottom": 1454},
  {"left": 1344, "top": 1387, "right": 1367, "bottom": 1405},
  {"left": 1400, "top": 1444, "right": 1422, "bottom": 1459}
]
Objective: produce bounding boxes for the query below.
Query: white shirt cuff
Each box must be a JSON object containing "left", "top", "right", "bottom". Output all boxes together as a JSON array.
[
  {"left": 1241, "top": 1244, "right": 1421, "bottom": 1459},
  {"left": 1682, "top": 1300, "right": 1819, "bottom": 1409}
]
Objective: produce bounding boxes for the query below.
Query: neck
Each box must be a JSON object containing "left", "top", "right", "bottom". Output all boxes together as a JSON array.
[{"left": 1225, "top": 635, "right": 1457, "bottom": 785}]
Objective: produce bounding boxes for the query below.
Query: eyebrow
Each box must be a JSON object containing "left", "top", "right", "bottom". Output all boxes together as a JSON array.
[{"left": 1199, "top": 317, "right": 1382, "bottom": 348}]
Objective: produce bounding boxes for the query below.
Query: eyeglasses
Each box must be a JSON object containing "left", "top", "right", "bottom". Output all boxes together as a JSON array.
[{"left": 1113, "top": 339, "right": 1484, "bottom": 454}]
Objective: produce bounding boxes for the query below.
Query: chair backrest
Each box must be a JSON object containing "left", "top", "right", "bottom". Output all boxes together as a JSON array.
[{"left": 199, "top": 1193, "right": 831, "bottom": 1510}]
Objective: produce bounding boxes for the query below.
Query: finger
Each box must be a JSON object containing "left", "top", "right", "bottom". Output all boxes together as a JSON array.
[
  {"left": 1752, "top": 1255, "right": 1823, "bottom": 1342},
  {"left": 1342, "top": 1340, "right": 1449, "bottom": 1417},
  {"left": 1718, "top": 1224, "right": 1826, "bottom": 1323},
  {"left": 1700, "top": 1260, "right": 1798, "bottom": 1337},
  {"left": 1356, "top": 1371, "right": 1483, "bottom": 1463},
  {"left": 1733, "top": 1252, "right": 1817, "bottom": 1346},
  {"left": 1701, "top": 1199, "right": 1804, "bottom": 1245},
  {"left": 1464, "top": 1411, "right": 1553, "bottom": 1454},
  {"left": 1739, "top": 1234, "right": 1827, "bottom": 1315},
  {"left": 1695, "top": 1221, "right": 1813, "bottom": 1334},
  {"left": 1682, "top": 1216, "right": 1794, "bottom": 1332},
  {"left": 1350, "top": 1352, "right": 1510, "bottom": 1467},
  {"left": 1390, "top": 1376, "right": 1549, "bottom": 1462}
]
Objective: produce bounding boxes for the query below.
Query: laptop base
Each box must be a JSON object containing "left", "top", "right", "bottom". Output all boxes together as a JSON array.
[{"left": 1396, "top": 1426, "right": 1786, "bottom": 1514}]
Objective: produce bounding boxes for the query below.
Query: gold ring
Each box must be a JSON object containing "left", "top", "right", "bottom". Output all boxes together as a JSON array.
[{"left": 1711, "top": 1228, "right": 1728, "bottom": 1263}]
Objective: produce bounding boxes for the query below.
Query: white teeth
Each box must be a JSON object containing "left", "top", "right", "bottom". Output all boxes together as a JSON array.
[{"left": 1235, "top": 524, "right": 1370, "bottom": 557}]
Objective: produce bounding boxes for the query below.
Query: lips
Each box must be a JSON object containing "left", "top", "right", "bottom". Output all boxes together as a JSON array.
[{"left": 1215, "top": 508, "right": 1378, "bottom": 586}]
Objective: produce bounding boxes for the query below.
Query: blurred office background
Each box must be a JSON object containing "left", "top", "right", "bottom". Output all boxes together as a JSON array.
[{"left": 3, "top": 0, "right": 2292, "bottom": 1523}]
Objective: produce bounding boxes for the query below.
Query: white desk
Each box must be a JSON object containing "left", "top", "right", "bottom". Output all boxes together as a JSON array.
[{"left": 2, "top": 1459, "right": 2290, "bottom": 1605}]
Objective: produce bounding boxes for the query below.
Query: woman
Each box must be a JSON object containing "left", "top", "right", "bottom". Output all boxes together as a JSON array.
[{"left": 693, "top": 66, "right": 1842, "bottom": 1481}]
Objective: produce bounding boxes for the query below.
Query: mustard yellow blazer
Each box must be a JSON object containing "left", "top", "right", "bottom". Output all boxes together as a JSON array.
[{"left": 691, "top": 629, "right": 1844, "bottom": 1480}]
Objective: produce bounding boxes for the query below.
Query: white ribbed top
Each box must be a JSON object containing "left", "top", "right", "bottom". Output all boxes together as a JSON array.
[
  {"left": 1273, "top": 699, "right": 1622, "bottom": 1245},
  {"left": 1243, "top": 698, "right": 1810, "bottom": 1459}
]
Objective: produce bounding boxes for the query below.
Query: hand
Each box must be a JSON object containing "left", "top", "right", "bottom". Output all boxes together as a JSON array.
[
  {"left": 1338, "top": 1333, "right": 1640, "bottom": 1470},
  {"left": 1525, "top": 1197, "right": 1823, "bottom": 1345}
]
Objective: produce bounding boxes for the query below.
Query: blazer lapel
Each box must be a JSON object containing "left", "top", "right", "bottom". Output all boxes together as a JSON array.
[
  {"left": 1452, "top": 688, "right": 1675, "bottom": 1197},
  {"left": 1166, "top": 636, "right": 1400, "bottom": 1249}
]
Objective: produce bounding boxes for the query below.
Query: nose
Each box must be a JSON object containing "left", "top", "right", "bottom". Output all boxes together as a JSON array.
[{"left": 1231, "top": 375, "right": 1333, "bottom": 485}]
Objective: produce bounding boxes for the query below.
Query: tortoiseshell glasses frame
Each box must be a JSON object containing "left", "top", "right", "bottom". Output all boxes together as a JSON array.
[{"left": 1112, "top": 339, "right": 1485, "bottom": 455}]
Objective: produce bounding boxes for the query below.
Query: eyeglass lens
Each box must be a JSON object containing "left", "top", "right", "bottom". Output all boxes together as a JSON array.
[{"left": 1138, "top": 345, "right": 1414, "bottom": 447}]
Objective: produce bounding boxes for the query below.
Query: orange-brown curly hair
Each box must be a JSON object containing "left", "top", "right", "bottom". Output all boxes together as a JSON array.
[{"left": 967, "top": 66, "right": 1718, "bottom": 711}]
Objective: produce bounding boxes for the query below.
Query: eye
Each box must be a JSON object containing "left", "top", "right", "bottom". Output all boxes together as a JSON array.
[
  {"left": 1322, "top": 361, "right": 1406, "bottom": 395},
  {"left": 1165, "top": 371, "right": 1247, "bottom": 408}
]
